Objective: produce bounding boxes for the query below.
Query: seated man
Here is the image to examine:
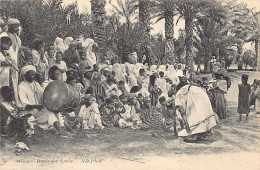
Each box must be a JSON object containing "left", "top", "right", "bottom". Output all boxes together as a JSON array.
[{"left": 18, "top": 65, "right": 67, "bottom": 135}]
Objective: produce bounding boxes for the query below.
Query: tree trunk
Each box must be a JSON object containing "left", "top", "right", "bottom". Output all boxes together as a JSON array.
[
  {"left": 185, "top": 18, "right": 194, "bottom": 69},
  {"left": 256, "top": 39, "right": 260, "bottom": 71},
  {"left": 139, "top": 0, "right": 150, "bottom": 46},
  {"left": 204, "top": 47, "right": 211, "bottom": 73},
  {"left": 91, "top": 0, "right": 107, "bottom": 57},
  {"left": 237, "top": 42, "right": 243, "bottom": 70},
  {"left": 164, "top": 11, "right": 174, "bottom": 64}
]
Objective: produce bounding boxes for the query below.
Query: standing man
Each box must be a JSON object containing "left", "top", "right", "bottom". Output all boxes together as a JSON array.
[
  {"left": 5, "top": 18, "right": 22, "bottom": 105},
  {"left": 6, "top": 18, "right": 21, "bottom": 66}
]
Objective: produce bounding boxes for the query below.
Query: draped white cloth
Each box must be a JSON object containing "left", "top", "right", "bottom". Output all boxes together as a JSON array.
[
  {"left": 125, "top": 63, "right": 138, "bottom": 88},
  {"left": 112, "top": 63, "right": 126, "bottom": 82},
  {"left": 175, "top": 85, "right": 218, "bottom": 137},
  {"left": 54, "top": 37, "right": 66, "bottom": 53},
  {"left": 64, "top": 37, "right": 73, "bottom": 50},
  {"left": 83, "top": 38, "right": 98, "bottom": 68}
]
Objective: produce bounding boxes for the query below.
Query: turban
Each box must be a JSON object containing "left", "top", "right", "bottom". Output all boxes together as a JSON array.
[
  {"left": 21, "top": 65, "right": 36, "bottom": 76},
  {"left": 6, "top": 18, "right": 20, "bottom": 26}
]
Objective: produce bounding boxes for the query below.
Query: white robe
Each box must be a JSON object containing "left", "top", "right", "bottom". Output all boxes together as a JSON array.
[
  {"left": 18, "top": 81, "right": 59, "bottom": 130},
  {"left": 175, "top": 85, "right": 218, "bottom": 137}
]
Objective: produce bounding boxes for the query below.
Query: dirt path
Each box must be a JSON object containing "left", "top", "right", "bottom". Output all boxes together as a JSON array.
[{"left": 1, "top": 71, "right": 260, "bottom": 170}]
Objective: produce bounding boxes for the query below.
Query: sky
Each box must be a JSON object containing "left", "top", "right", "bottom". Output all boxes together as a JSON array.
[{"left": 63, "top": 0, "right": 260, "bottom": 42}]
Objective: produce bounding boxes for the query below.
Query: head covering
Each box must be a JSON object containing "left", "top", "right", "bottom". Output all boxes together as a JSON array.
[
  {"left": 6, "top": 18, "right": 20, "bottom": 26},
  {"left": 157, "top": 65, "right": 166, "bottom": 72},
  {"left": 64, "top": 37, "right": 73, "bottom": 46},
  {"left": 54, "top": 37, "right": 66, "bottom": 53},
  {"left": 0, "top": 32, "right": 10, "bottom": 39},
  {"left": 150, "top": 65, "right": 157, "bottom": 72},
  {"left": 21, "top": 65, "right": 36, "bottom": 76}
]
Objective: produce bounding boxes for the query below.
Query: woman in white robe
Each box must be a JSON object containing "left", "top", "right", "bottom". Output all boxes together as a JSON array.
[
  {"left": 83, "top": 38, "right": 98, "bottom": 68},
  {"left": 125, "top": 63, "right": 138, "bottom": 88},
  {"left": 175, "top": 85, "right": 218, "bottom": 140}
]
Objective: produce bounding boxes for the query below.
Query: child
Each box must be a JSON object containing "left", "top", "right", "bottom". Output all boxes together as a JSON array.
[
  {"left": 66, "top": 75, "right": 84, "bottom": 93},
  {"left": 137, "top": 68, "right": 146, "bottom": 86},
  {"left": 156, "top": 96, "right": 170, "bottom": 121},
  {"left": 255, "top": 80, "right": 260, "bottom": 114},
  {"left": 156, "top": 71, "right": 167, "bottom": 96},
  {"left": 212, "top": 73, "right": 228, "bottom": 119},
  {"left": 127, "top": 94, "right": 142, "bottom": 128},
  {"left": 0, "top": 86, "right": 32, "bottom": 140},
  {"left": 47, "top": 46, "right": 56, "bottom": 67},
  {"left": 201, "top": 77, "right": 209, "bottom": 93},
  {"left": 137, "top": 93, "right": 144, "bottom": 109},
  {"left": 140, "top": 97, "right": 169, "bottom": 131},
  {"left": 117, "top": 94, "right": 134, "bottom": 128},
  {"left": 250, "top": 79, "right": 259, "bottom": 109},
  {"left": 238, "top": 74, "right": 251, "bottom": 121},
  {"left": 55, "top": 52, "right": 67, "bottom": 82},
  {"left": 100, "top": 98, "right": 119, "bottom": 127},
  {"left": 78, "top": 97, "right": 104, "bottom": 129},
  {"left": 148, "top": 74, "right": 162, "bottom": 107}
]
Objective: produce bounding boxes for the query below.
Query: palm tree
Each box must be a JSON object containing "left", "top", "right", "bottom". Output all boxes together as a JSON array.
[
  {"left": 109, "top": 0, "right": 138, "bottom": 30},
  {"left": 151, "top": 0, "right": 177, "bottom": 64},
  {"left": 193, "top": 0, "right": 231, "bottom": 72},
  {"left": 109, "top": 0, "right": 138, "bottom": 62},
  {"left": 225, "top": 2, "right": 252, "bottom": 70},
  {"left": 91, "top": 0, "right": 107, "bottom": 56},
  {"left": 176, "top": 0, "right": 210, "bottom": 69},
  {"left": 247, "top": 12, "right": 260, "bottom": 70}
]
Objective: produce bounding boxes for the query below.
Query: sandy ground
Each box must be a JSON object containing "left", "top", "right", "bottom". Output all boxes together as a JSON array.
[{"left": 1, "top": 71, "right": 260, "bottom": 170}]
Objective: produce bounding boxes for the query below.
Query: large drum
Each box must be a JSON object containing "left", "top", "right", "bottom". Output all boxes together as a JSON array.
[{"left": 43, "top": 80, "right": 81, "bottom": 112}]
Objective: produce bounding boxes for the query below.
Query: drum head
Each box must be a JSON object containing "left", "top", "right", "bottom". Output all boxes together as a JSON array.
[{"left": 43, "top": 80, "right": 68, "bottom": 111}]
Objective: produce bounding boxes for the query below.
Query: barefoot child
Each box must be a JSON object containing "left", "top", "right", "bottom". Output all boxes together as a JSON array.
[
  {"left": 238, "top": 74, "right": 251, "bottom": 121},
  {"left": 78, "top": 96, "right": 104, "bottom": 129}
]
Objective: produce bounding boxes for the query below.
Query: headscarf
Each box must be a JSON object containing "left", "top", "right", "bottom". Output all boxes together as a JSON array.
[
  {"left": 157, "top": 65, "right": 166, "bottom": 72},
  {"left": 21, "top": 65, "right": 36, "bottom": 76},
  {"left": 64, "top": 37, "right": 73, "bottom": 50},
  {"left": 54, "top": 37, "right": 66, "bottom": 53},
  {"left": 150, "top": 65, "right": 157, "bottom": 73},
  {"left": 112, "top": 63, "right": 126, "bottom": 82},
  {"left": 6, "top": 18, "right": 20, "bottom": 26}
]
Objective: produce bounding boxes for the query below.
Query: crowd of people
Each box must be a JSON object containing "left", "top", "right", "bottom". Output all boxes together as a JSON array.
[{"left": 0, "top": 18, "right": 260, "bottom": 145}]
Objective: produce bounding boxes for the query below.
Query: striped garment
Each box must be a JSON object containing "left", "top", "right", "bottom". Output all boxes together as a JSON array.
[{"left": 140, "top": 108, "right": 167, "bottom": 131}]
